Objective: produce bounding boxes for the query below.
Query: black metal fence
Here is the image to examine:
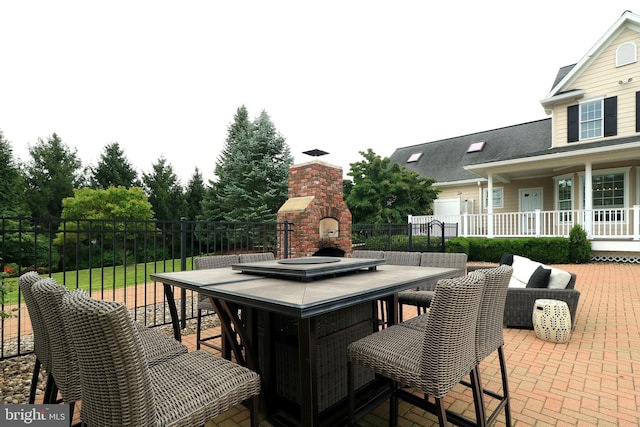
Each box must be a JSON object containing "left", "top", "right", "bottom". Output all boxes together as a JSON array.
[
  {"left": 352, "top": 220, "right": 458, "bottom": 252},
  {"left": 0, "top": 217, "right": 456, "bottom": 360}
]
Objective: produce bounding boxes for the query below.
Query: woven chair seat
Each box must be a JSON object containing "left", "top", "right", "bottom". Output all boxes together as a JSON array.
[
  {"left": 134, "top": 323, "right": 189, "bottom": 366},
  {"left": 347, "top": 324, "right": 426, "bottom": 392},
  {"left": 399, "top": 312, "right": 429, "bottom": 331},
  {"left": 151, "top": 350, "right": 261, "bottom": 426}
]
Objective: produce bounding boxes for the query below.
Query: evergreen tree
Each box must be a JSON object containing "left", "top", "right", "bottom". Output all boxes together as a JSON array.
[
  {"left": 184, "top": 167, "right": 206, "bottom": 221},
  {"left": 90, "top": 142, "right": 140, "bottom": 188},
  {"left": 142, "top": 156, "right": 186, "bottom": 221},
  {"left": 23, "top": 133, "right": 83, "bottom": 219},
  {"left": 0, "top": 130, "right": 29, "bottom": 217},
  {"left": 346, "top": 149, "right": 440, "bottom": 223},
  {"left": 201, "top": 106, "right": 293, "bottom": 223}
]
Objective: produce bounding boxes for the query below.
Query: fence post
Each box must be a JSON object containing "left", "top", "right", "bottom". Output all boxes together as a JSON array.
[
  {"left": 283, "top": 221, "right": 290, "bottom": 259},
  {"left": 535, "top": 209, "right": 541, "bottom": 237},
  {"left": 180, "top": 217, "right": 187, "bottom": 329},
  {"left": 634, "top": 206, "right": 640, "bottom": 241},
  {"left": 387, "top": 222, "right": 392, "bottom": 250},
  {"left": 408, "top": 222, "right": 413, "bottom": 251}
]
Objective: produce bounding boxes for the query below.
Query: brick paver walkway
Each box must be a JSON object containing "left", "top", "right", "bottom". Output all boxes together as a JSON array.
[{"left": 197, "top": 262, "right": 640, "bottom": 426}]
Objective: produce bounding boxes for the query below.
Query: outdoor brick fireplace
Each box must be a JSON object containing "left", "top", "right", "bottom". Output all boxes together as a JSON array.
[{"left": 277, "top": 160, "right": 352, "bottom": 258}]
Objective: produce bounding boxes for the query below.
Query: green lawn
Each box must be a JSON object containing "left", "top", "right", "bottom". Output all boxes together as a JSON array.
[{"left": 1, "top": 258, "right": 196, "bottom": 306}]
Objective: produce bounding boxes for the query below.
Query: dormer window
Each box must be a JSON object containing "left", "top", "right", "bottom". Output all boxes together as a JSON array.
[{"left": 616, "top": 42, "right": 637, "bottom": 67}]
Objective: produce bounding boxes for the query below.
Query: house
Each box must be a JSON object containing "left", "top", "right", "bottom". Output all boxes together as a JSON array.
[{"left": 390, "top": 10, "right": 640, "bottom": 261}]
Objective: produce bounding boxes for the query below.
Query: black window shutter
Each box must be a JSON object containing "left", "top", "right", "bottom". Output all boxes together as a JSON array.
[
  {"left": 636, "top": 92, "right": 640, "bottom": 132},
  {"left": 567, "top": 105, "right": 579, "bottom": 142},
  {"left": 604, "top": 96, "right": 617, "bottom": 137}
]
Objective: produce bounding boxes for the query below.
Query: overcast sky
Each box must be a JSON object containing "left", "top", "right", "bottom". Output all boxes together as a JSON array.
[{"left": 0, "top": 1, "right": 636, "bottom": 184}]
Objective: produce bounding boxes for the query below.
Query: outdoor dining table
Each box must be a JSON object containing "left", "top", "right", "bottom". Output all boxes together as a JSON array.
[{"left": 151, "top": 257, "right": 463, "bottom": 427}]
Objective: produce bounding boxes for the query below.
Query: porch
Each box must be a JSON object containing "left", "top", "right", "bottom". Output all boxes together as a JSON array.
[{"left": 410, "top": 206, "right": 640, "bottom": 261}]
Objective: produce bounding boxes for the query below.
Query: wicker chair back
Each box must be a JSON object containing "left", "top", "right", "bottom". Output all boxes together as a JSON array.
[
  {"left": 63, "top": 290, "right": 156, "bottom": 426},
  {"left": 419, "top": 273, "right": 485, "bottom": 397},
  {"left": 383, "top": 251, "right": 421, "bottom": 266},
  {"left": 475, "top": 265, "right": 512, "bottom": 361},
  {"left": 18, "top": 272, "right": 50, "bottom": 371},
  {"left": 351, "top": 250, "right": 384, "bottom": 259},
  {"left": 31, "top": 278, "right": 82, "bottom": 403},
  {"left": 239, "top": 252, "right": 275, "bottom": 263},
  {"left": 420, "top": 252, "right": 467, "bottom": 272},
  {"left": 195, "top": 254, "right": 239, "bottom": 269}
]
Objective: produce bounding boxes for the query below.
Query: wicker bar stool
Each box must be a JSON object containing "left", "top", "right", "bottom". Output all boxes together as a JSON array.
[
  {"left": 398, "top": 252, "right": 467, "bottom": 321},
  {"left": 32, "top": 278, "right": 190, "bottom": 421},
  {"left": 399, "top": 266, "right": 514, "bottom": 425},
  {"left": 194, "top": 254, "right": 240, "bottom": 351},
  {"left": 378, "top": 251, "right": 421, "bottom": 328},
  {"left": 472, "top": 265, "right": 513, "bottom": 426},
  {"left": 347, "top": 273, "right": 486, "bottom": 426},
  {"left": 18, "top": 272, "right": 56, "bottom": 404},
  {"left": 62, "top": 290, "right": 262, "bottom": 427}
]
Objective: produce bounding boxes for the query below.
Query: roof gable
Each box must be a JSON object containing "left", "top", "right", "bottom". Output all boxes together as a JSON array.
[{"left": 542, "top": 10, "right": 640, "bottom": 102}]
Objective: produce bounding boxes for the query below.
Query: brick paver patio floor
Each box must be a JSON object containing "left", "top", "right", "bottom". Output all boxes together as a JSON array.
[
  {"left": 190, "top": 262, "right": 640, "bottom": 426},
  {"left": 26, "top": 262, "right": 638, "bottom": 426}
]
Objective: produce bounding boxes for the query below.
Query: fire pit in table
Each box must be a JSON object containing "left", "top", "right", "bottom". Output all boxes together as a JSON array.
[{"left": 231, "top": 256, "right": 385, "bottom": 280}]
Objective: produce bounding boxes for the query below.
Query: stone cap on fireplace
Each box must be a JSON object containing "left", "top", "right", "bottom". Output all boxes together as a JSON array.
[{"left": 278, "top": 196, "right": 314, "bottom": 213}]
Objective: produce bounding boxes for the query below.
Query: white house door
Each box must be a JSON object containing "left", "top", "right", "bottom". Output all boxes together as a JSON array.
[{"left": 519, "top": 188, "right": 543, "bottom": 234}]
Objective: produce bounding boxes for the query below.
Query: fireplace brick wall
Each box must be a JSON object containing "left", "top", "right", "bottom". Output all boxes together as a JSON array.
[{"left": 277, "top": 161, "right": 352, "bottom": 258}]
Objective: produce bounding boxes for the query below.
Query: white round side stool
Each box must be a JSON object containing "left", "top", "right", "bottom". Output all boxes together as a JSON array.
[{"left": 532, "top": 299, "right": 572, "bottom": 343}]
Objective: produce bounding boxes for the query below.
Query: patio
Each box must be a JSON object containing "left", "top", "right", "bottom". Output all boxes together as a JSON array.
[
  {"left": 196, "top": 262, "right": 640, "bottom": 426},
  {"left": 15, "top": 262, "right": 640, "bottom": 426}
]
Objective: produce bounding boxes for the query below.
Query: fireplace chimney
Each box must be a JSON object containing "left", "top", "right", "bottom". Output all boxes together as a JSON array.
[{"left": 277, "top": 160, "right": 352, "bottom": 258}]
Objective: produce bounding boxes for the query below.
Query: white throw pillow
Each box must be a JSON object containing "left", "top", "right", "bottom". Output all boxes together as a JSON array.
[
  {"left": 548, "top": 268, "right": 572, "bottom": 289},
  {"left": 508, "top": 276, "right": 527, "bottom": 288},
  {"left": 511, "top": 255, "right": 543, "bottom": 285}
]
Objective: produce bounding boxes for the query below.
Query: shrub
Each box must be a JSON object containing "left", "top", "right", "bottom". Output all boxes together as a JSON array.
[
  {"left": 448, "top": 237, "right": 572, "bottom": 264},
  {"left": 568, "top": 225, "right": 592, "bottom": 263}
]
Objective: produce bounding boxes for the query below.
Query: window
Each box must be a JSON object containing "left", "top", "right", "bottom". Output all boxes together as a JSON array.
[
  {"left": 556, "top": 178, "right": 573, "bottom": 222},
  {"left": 567, "top": 97, "right": 617, "bottom": 142},
  {"left": 580, "top": 99, "right": 603, "bottom": 139},
  {"left": 467, "top": 141, "right": 485, "bottom": 153},
  {"left": 579, "top": 168, "right": 629, "bottom": 222},
  {"left": 483, "top": 187, "right": 503, "bottom": 209},
  {"left": 592, "top": 173, "right": 624, "bottom": 208},
  {"left": 616, "top": 42, "right": 637, "bottom": 67},
  {"left": 407, "top": 152, "right": 422, "bottom": 163}
]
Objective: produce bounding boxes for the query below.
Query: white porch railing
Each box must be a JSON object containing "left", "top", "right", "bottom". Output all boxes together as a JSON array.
[{"left": 409, "top": 206, "right": 640, "bottom": 240}]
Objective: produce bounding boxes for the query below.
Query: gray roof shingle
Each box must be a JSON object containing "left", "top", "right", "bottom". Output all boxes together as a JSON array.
[{"left": 389, "top": 119, "right": 551, "bottom": 183}]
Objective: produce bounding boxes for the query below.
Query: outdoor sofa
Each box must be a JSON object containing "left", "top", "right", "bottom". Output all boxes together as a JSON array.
[{"left": 480, "top": 254, "right": 580, "bottom": 329}]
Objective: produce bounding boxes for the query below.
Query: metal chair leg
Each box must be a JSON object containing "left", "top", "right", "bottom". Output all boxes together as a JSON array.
[{"left": 29, "top": 357, "right": 41, "bottom": 404}]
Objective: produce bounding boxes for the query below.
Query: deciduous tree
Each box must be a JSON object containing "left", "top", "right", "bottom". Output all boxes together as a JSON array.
[{"left": 346, "top": 149, "right": 439, "bottom": 223}]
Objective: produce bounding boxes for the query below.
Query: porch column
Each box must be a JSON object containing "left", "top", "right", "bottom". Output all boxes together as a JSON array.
[
  {"left": 487, "top": 174, "right": 494, "bottom": 238},
  {"left": 584, "top": 162, "right": 593, "bottom": 238}
]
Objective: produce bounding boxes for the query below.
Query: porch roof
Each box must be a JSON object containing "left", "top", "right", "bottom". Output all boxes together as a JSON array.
[{"left": 465, "top": 135, "right": 640, "bottom": 182}]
